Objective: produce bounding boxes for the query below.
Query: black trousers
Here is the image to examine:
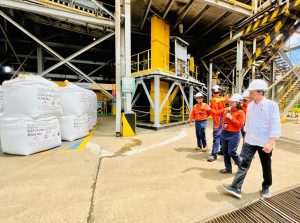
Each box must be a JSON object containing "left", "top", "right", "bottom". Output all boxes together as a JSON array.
[{"left": 231, "top": 143, "right": 272, "bottom": 190}]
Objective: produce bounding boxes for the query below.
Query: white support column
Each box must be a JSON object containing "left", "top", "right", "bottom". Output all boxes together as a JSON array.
[
  {"left": 270, "top": 60, "right": 275, "bottom": 100},
  {"left": 189, "top": 85, "right": 194, "bottom": 109},
  {"left": 251, "top": 39, "right": 256, "bottom": 80},
  {"left": 153, "top": 75, "right": 161, "bottom": 128},
  {"left": 115, "top": 0, "right": 122, "bottom": 136},
  {"left": 232, "top": 68, "right": 235, "bottom": 94},
  {"left": 174, "top": 39, "right": 178, "bottom": 76},
  {"left": 208, "top": 62, "right": 213, "bottom": 103},
  {"left": 124, "top": 0, "right": 132, "bottom": 113},
  {"left": 37, "top": 45, "right": 44, "bottom": 73},
  {"left": 236, "top": 39, "right": 243, "bottom": 92},
  {"left": 121, "top": 24, "right": 125, "bottom": 111}
]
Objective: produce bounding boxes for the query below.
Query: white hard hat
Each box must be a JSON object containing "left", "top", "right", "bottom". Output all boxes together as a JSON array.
[
  {"left": 230, "top": 93, "right": 243, "bottom": 102},
  {"left": 195, "top": 92, "right": 203, "bottom": 98},
  {"left": 248, "top": 79, "right": 268, "bottom": 91},
  {"left": 242, "top": 90, "right": 249, "bottom": 99},
  {"left": 212, "top": 85, "right": 221, "bottom": 92}
]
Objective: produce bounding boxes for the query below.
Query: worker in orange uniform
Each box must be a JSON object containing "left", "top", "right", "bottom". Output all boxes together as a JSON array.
[
  {"left": 190, "top": 92, "right": 211, "bottom": 152},
  {"left": 239, "top": 90, "right": 251, "bottom": 159},
  {"left": 209, "top": 93, "right": 245, "bottom": 173},
  {"left": 207, "top": 85, "right": 228, "bottom": 162}
]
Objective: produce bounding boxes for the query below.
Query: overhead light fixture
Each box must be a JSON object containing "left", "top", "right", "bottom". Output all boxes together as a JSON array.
[
  {"left": 179, "top": 24, "right": 183, "bottom": 34},
  {"left": 3, "top": 66, "right": 12, "bottom": 73}
]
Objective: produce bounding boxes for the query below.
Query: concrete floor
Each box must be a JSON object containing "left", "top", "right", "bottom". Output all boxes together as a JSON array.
[{"left": 0, "top": 117, "right": 299, "bottom": 223}]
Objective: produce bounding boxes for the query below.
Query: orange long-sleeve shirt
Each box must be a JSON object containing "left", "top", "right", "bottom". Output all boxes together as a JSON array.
[
  {"left": 242, "top": 103, "right": 248, "bottom": 115},
  {"left": 210, "top": 108, "right": 245, "bottom": 132},
  {"left": 210, "top": 96, "right": 228, "bottom": 128},
  {"left": 190, "top": 103, "right": 211, "bottom": 124}
]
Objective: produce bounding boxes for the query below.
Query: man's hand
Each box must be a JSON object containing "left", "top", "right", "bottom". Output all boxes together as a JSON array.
[
  {"left": 189, "top": 122, "right": 192, "bottom": 127},
  {"left": 262, "top": 143, "right": 273, "bottom": 153},
  {"left": 226, "top": 113, "right": 232, "bottom": 120}
]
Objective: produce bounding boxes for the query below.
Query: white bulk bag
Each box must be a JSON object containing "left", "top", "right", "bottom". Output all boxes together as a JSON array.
[
  {"left": 88, "top": 113, "right": 97, "bottom": 130},
  {"left": 87, "top": 90, "right": 98, "bottom": 115},
  {"left": 60, "top": 83, "right": 89, "bottom": 116},
  {"left": 0, "top": 86, "right": 3, "bottom": 113},
  {"left": 1, "top": 116, "right": 62, "bottom": 155},
  {"left": 0, "top": 113, "right": 2, "bottom": 152},
  {"left": 3, "top": 76, "right": 62, "bottom": 118},
  {"left": 59, "top": 114, "right": 89, "bottom": 141}
]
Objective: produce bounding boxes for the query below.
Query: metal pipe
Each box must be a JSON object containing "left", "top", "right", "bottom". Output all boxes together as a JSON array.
[
  {"left": 11, "top": 49, "right": 35, "bottom": 79},
  {"left": 141, "top": 81, "right": 155, "bottom": 109},
  {"left": 78, "top": 59, "right": 113, "bottom": 82},
  {"left": 0, "top": 23, "right": 24, "bottom": 71},
  {"left": 90, "top": 0, "right": 115, "bottom": 18},
  {"left": 173, "top": 0, "right": 195, "bottom": 29},
  {"left": 124, "top": 0, "right": 132, "bottom": 112},
  {"left": 178, "top": 83, "right": 191, "bottom": 111},
  {"left": 0, "top": 10, "right": 114, "bottom": 99},
  {"left": 183, "top": 5, "right": 210, "bottom": 35},
  {"left": 153, "top": 75, "right": 161, "bottom": 127},
  {"left": 115, "top": 0, "right": 122, "bottom": 135},
  {"left": 37, "top": 46, "right": 44, "bottom": 73},
  {"left": 251, "top": 38, "right": 256, "bottom": 80},
  {"left": 140, "top": 0, "right": 153, "bottom": 30},
  {"left": 0, "top": 0, "right": 114, "bottom": 28},
  {"left": 163, "top": 0, "right": 175, "bottom": 19},
  {"left": 208, "top": 62, "right": 213, "bottom": 102},
  {"left": 159, "top": 82, "right": 176, "bottom": 112},
  {"left": 40, "top": 32, "right": 114, "bottom": 76}
]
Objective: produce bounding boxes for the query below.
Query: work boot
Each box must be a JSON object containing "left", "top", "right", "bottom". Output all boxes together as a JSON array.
[
  {"left": 217, "top": 150, "right": 224, "bottom": 155},
  {"left": 222, "top": 184, "right": 241, "bottom": 199},
  {"left": 261, "top": 187, "right": 271, "bottom": 198},
  {"left": 201, "top": 147, "right": 208, "bottom": 152},
  {"left": 219, "top": 169, "right": 232, "bottom": 174},
  {"left": 207, "top": 155, "right": 217, "bottom": 162}
]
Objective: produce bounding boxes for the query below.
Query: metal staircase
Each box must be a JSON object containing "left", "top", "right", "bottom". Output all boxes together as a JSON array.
[
  {"left": 271, "top": 52, "right": 300, "bottom": 117},
  {"left": 236, "top": 0, "right": 300, "bottom": 117}
]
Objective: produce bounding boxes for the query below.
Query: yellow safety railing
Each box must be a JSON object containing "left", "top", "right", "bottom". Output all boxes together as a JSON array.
[
  {"left": 40, "top": 0, "right": 112, "bottom": 19},
  {"left": 276, "top": 78, "right": 300, "bottom": 113},
  {"left": 131, "top": 49, "right": 200, "bottom": 81},
  {"left": 131, "top": 49, "right": 151, "bottom": 74},
  {"left": 275, "top": 75, "right": 297, "bottom": 101}
]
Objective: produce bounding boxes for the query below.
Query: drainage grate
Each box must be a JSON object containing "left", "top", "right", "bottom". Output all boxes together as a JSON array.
[{"left": 204, "top": 186, "right": 300, "bottom": 223}]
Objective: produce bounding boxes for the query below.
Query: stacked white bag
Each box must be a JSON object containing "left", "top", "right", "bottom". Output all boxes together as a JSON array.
[
  {"left": 59, "top": 82, "right": 89, "bottom": 141},
  {"left": 1, "top": 75, "right": 62, "bottom": 155},
  {"left": 0, "top": 86, "right": 3, "bottom": 151},
  {"left": 87, "top": 90, "right": 98, "bottom": 130}
]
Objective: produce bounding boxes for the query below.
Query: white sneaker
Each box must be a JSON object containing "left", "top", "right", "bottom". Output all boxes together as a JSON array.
[{"left": 261, "top": 187, "right": 271, "bottom": 198}]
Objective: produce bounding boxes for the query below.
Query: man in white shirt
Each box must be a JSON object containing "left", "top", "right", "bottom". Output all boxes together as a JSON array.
[{"left": 222, "top": 79, "right": 281, "bottom": 199}]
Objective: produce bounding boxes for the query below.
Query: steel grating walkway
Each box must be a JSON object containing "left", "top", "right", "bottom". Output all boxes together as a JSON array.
[{"left": 204, "top": 186, "right": 300, "bottom": 223}]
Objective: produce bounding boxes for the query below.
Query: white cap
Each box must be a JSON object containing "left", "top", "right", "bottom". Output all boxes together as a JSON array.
[
  {"left": 230, "top": 93, "right": 243, "bottom": 102},
  {"left": 195, "top": 92, "right": 203, "bottom": 98},
  {"left": 212, "top": 85, "right": 221, "bottom": 93},
  {"left": 248, "top": 79, "right": 268, "bottom": 91},
  {"left": 242, "top": 90, "right": 249, "bottom": 99}
]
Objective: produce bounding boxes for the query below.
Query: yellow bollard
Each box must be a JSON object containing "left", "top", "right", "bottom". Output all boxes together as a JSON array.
[{"left": 281, "top": 117, "right": 286, "bottom": 123}]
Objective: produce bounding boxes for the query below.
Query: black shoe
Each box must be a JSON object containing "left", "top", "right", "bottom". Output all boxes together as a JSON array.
[
  {"left": 219, "top": 169, "right": 232, "bottom": 174},
  {"left": 261, "top": 187, "right": 271, "bottom": 198},
  {"left": 222, "top": 184, "right": 242, "bottom": 199},
  {"left": 207, "top": 155, "right": 217, "bottom": 162},
  {"left": 217, "top": 150, "right": 224, "bottom": 155},
  {"left": 195, "top": 147, "right": 202, "bottom": 152}
]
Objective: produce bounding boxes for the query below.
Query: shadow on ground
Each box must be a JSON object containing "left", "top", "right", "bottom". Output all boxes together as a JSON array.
[{"left": 181, "top": 167, "right": 233, "bottom": 181}]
